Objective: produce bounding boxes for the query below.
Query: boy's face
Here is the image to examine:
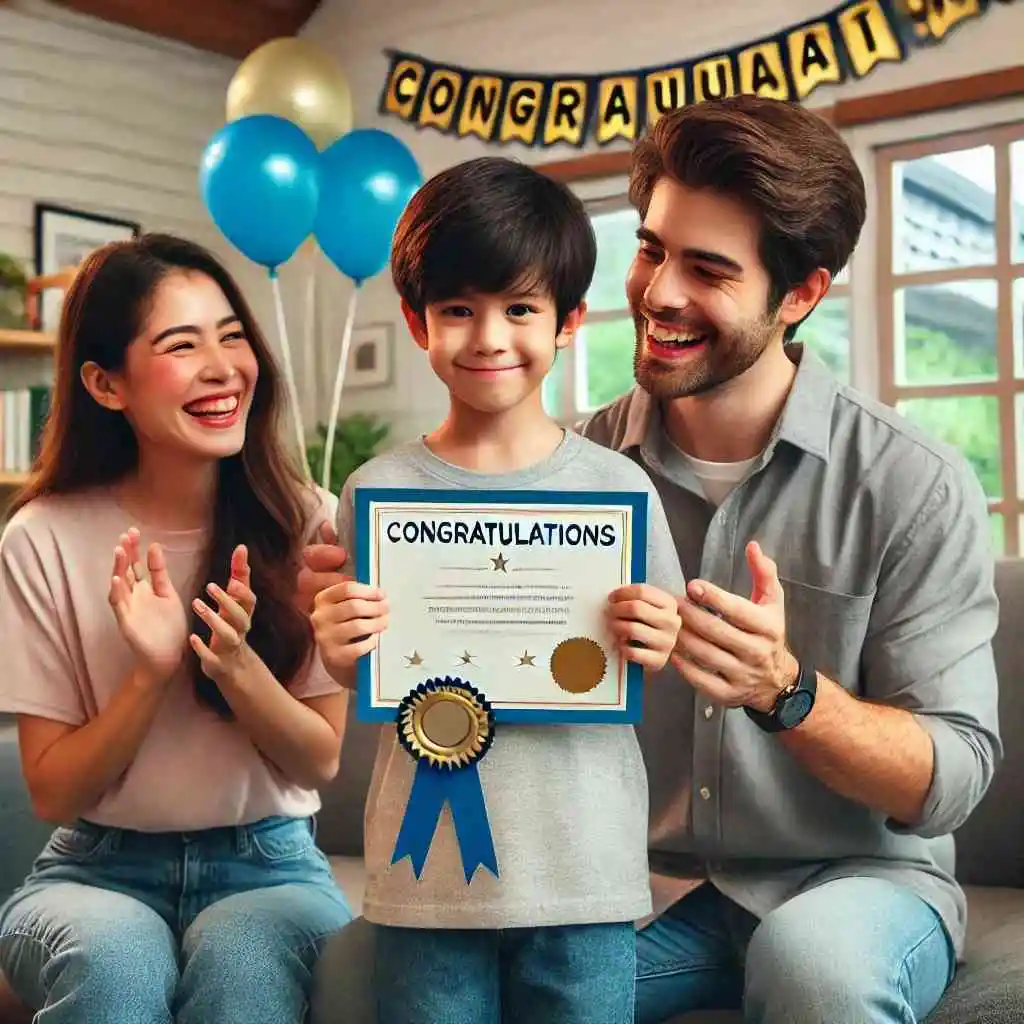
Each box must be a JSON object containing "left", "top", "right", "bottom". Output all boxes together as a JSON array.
[{"left": 403, "top": 290, "right": 583, "bottom": 416}]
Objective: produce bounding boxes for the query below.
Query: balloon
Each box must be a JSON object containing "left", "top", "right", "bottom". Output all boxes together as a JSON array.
[
  {"left": 199, "top": 114, "right": 319, "bottom": 272},
  {"left": 314, "top": 129, "right": 423, "bottom": 285},
  {"left": 226, "top": 37, "right": 352, "bottom": 151}
]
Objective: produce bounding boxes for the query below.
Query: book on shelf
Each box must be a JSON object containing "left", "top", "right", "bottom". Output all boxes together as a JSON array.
[{"left": 1, "top": 386, "right": 51, "bottom": 474}]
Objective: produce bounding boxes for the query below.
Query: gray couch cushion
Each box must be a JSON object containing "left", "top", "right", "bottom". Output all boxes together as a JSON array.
[
  {"left": 0, "top": 722, "right": 51, "bottom": 904},
  {"left": 953, "top": 559, "right": 1024, "bottom": 889}
]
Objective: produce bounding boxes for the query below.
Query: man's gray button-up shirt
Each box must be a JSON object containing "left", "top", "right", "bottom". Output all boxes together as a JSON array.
[{"left": 580, "top": 343, "right": 1001, "bottom": 958}]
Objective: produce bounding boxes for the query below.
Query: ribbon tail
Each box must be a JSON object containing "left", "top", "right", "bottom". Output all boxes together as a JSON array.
[
  {"left": 392, "top": 762, "right": 448, "bottom": 879},
  {"left": 446, "top": 764, "right": 499, "bottom": 883}
]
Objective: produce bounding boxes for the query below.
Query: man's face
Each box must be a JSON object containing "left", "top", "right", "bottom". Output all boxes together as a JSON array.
[{"left": 625, "top": 177, "right": 786, "bottom": 400}]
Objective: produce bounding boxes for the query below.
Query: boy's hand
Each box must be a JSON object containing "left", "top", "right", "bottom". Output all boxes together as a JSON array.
[
  {"left": 606, "top": 584, "right": 682, "bottom": 672},
  {"left": 297, "top": 520, "right": 349, "bottom": 615},
  {"left": 312, "top": 580, "right": 389, "bottom": 685}
]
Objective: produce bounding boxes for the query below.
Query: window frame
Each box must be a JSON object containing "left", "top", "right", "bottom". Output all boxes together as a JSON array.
[{"left": 875, "top": 121, "right": 1023, "bottom": 556}]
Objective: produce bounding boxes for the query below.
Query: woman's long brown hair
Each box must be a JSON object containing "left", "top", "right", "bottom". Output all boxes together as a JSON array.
[{"left": 14, "top": 233, "right": 314, "bottom": 716}]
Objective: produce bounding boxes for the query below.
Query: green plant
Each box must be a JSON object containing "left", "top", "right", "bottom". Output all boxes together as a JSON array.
[
  {"left": 0, "top": 253, "right": 27, "bottom": 329},
  {"left": 306, "top": 412, "right": 390, "bottom": 495}
]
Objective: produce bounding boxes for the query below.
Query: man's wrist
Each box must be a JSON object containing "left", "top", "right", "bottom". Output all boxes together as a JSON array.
[{"left": 746, "top": 649, "right": 800, "bottom": 713}]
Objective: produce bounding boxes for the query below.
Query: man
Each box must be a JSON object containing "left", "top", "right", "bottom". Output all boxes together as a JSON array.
[{"left": 300, "top": 95, "right": 1001, "bottom": 1023}]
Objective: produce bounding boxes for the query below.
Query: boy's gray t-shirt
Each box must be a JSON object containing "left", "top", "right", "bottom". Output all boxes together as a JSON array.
[{"left": 336, "top": 431, "right": 686, "bottom": 929}]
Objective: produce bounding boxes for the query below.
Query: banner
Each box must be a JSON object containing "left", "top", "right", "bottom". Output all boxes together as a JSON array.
[{"left": 378, "top": 0, "right": 1016, "bottom": 149}]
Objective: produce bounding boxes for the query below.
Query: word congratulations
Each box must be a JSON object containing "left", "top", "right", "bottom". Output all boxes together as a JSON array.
[
  {"left": 377, "top": 0, "right": 1008, "bottom": 149},
  {"left": 385, "top": 518, "right": 616, "bottom": 547}
]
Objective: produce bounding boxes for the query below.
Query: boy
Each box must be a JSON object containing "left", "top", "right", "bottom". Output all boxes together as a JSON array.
[{"left": 313, "top": 156, "right": 686, "bottom": 1024}]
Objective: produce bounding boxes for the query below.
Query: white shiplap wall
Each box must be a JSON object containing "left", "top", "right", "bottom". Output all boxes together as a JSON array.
[
  {"left": 0, "top": 0, "right": 235, "bottom": 269},
  {"left": 0, "top": 0, "right": 320, "bottom": 423}
]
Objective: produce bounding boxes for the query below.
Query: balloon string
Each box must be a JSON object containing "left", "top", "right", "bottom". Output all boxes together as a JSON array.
[
  {"left": 270, "top": 272, "right": 311, "bottom": 480},
  {"left": 303, "top": 250, "right": 318, "bottom": 423},
  {"left": 323, "top": 285, "right": 360, "bottom": 493}
]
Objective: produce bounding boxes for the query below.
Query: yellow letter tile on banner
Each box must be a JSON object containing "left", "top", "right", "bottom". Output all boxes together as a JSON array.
[
  {"left": 786, "top": 22, "right": 842, "bottom": 100},
  {"left": 418, "top": 68, "right": 464, "bottom": 131},
  {"left": 905, "top": 0, "right": 982, "bottom": 41},
  {"left": 383, "top": 58, "right": 426, "bottom": 119},
  {"left": 693, "top": 55, "right": 735, "bottom": 102},
  {"left": 498, "top": 80, "right": 544, "bottom": 145},
  {"left": 644, "top": 67, "right": 686, "bottom": 127},
  {"left": 596, "top": 76, "right": 639, "bottom": 144},
  {"left": 838, "top": 0, "right": 902, "bottom": 77},
  {"left": 542, "top": 80, "right": 589, "bottom": 146},
  {"left": 457, "top": 76, "right": 504, "bottom": 140},
  {"left": 737, "top": 41, "right": 790, "bottom": 100}
]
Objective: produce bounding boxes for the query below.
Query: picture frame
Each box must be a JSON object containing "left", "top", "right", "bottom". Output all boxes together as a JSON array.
[
  {"left": 33, "top": 203, "right": 140, "bottom": 330},
  {"left": 345, "top": 321, "right": 394, "bottom": 389}
]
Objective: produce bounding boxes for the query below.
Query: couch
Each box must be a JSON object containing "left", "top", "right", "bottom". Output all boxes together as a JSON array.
[{"left": 1, "top": 558, "right": 1022, "bottom": 1022}]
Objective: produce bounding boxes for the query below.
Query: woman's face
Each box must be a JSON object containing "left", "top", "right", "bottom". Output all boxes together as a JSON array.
[{"left": 88, "top": 270, "right": 260, "bottom": 464}]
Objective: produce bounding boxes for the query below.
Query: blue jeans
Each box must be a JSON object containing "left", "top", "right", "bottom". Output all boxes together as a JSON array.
[
  {"left": 0, "top": 815, "right": 352, "bottom": 1023},
  {"left": 375, "top": 921, "right": 636, "bottom": 1024},
  {"left": 636, "top": 879, "right": 956, "bottom": 1023}
]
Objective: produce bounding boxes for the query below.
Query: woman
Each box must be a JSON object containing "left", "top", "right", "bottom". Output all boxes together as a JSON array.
[{"left": 0, "top": 234, "right": 352, "bottom": 1022}]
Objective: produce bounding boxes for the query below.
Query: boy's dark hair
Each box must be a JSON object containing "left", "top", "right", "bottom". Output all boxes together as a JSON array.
[
  {"left": 629, "top": 95, "right": 866, "bottom": 339},
  {"left": 391, "top": 156, "right": 597, "bottom": 329}
]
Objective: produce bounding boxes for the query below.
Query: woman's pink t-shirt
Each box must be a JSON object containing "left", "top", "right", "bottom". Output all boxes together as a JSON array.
[{"left": 0, "top": 484, "right": 343, "bottom": 832}]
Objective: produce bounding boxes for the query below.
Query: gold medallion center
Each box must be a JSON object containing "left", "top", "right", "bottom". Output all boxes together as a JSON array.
[{"left": 420, "top": 700, "right": 474, "bottom": 749}]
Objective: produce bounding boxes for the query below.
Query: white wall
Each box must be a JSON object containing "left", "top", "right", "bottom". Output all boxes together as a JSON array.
[
  {"left": 0, "top": 0, "right": 321, "bottom": 434},
  {"left": 301, "top": 0, "right": 1024, "bottom": 445}
]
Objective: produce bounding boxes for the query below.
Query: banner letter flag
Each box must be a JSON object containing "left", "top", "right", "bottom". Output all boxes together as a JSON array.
[{"left": 376, "top": 1, "right": 1007, "bottom": 147}]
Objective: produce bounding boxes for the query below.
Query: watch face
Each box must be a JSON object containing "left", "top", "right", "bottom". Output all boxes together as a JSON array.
[{"left": 779, "top": 691, "right": 814, "bottom": 727}]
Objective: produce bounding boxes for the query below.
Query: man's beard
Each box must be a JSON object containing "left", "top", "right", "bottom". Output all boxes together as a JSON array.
[{"left": 632, "top": 308, "right": 778, "bottom": 400}]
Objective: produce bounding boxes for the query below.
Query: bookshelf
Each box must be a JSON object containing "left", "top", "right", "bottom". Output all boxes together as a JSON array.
[
  {"left": 0, "top": 269, "right": 71, "bottom": 500},
  {"left": 0, "top": 329, "right": 56, "bottom": 353}
]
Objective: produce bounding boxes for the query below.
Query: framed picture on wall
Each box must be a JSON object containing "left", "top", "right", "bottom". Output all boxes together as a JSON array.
[
  {"left": 33, "top": 203, "right": 140, "bottom": 330},
  {"left": 345, "top": 322, "right": 394, "bottom": 389}
]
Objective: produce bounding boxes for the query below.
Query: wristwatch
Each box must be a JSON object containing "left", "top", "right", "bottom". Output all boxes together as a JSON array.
[{"left": 743, "top": 661, "right": 817, "bottom": 733}]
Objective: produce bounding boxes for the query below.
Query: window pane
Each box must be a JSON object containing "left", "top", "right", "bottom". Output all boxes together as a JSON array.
[
  {"left": 892, "top": 145, "right": 995, "bottom": 273},
  {"left": 588, "top": 207, "right": 640, "bottom": 313},
  {"left": 1017, "top": 392, "right": 1024, "bottom": 499},
  {"left": 797, "top": 296, "right": 849, "bottom": 382},
  {"left": 1012, "top": 139, "right": 1024, "bottom": 264},
  {"left": 894, "top": 279, "right": 998, "bottom": 385},
  {"left": 897, "top": 395, "right": 1001, "bottom": 499},
  {"left": 990, "top": 514, "right": 1005, "bottom": 556},
  {"left": 1015, "top": 277, "right": 1024, "bottom": 379},
  {"left": 542, "top": 349, "right": 569, "bottom": 419},
  {"left": 578, "top": 318, "right": 635, "bottom": 411}
]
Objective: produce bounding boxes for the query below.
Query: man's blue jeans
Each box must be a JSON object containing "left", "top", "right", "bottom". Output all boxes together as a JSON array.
[
  {"left": 636, "top": 878, "right": 956, "bottom": 1023},
  {"left": 375, "top": 920, "right": 636, "bottom": 1024},
  {"left": 0, "top": 816, "right": 352, "bottom": 1023}
]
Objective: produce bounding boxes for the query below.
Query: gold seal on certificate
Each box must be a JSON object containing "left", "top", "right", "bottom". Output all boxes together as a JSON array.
[
  {"left": 550, "top": 637, "right": 607, "bottom": 694},
  {"left": 354, "top": 487, "right": 649, "bottom": 725}
]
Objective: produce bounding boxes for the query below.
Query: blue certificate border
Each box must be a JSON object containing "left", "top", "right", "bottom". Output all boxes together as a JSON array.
[{"left": 353, "top": 487, "right": 648, "bottom": 725}]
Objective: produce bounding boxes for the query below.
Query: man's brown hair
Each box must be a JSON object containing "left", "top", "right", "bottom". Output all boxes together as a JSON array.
[{"left": 629, "top": 95, "right": 866, "bottom": 334}]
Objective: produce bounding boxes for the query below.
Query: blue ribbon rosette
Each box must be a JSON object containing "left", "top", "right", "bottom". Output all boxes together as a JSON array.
[{"left": 391, "top": 676, "right": 499, "bottom": 883}]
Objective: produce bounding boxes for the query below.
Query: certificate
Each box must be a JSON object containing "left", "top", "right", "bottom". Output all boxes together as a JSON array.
[{"left": 353, "top": 487, "right": 649, "bottom": 724}]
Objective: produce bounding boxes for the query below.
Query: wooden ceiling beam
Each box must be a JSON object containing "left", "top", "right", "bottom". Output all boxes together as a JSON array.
[{"left": 50, "top": 0, "right": 322, "bottom": 59}]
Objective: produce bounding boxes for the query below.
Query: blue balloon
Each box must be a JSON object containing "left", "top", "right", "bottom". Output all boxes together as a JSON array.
[
  {"left": 314, "top": 128, "right": 423, "bottom": 285},
  {"left": 199, "top": 114, "right": 319, "bottom": 272}
]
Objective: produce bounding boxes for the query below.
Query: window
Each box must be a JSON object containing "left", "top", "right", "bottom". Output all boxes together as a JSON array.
[
  {"left": 544, "top": 196, "right": 854, "bottom": 422},
  {"left": 792, "top": 263, "right": 851, "bottom": 383},
  {"left": 543, "top": 201, "right": 638, "bottom": 422},
  {"left": 877, "top": 124, "right": 1024, "bottom": 556}
]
